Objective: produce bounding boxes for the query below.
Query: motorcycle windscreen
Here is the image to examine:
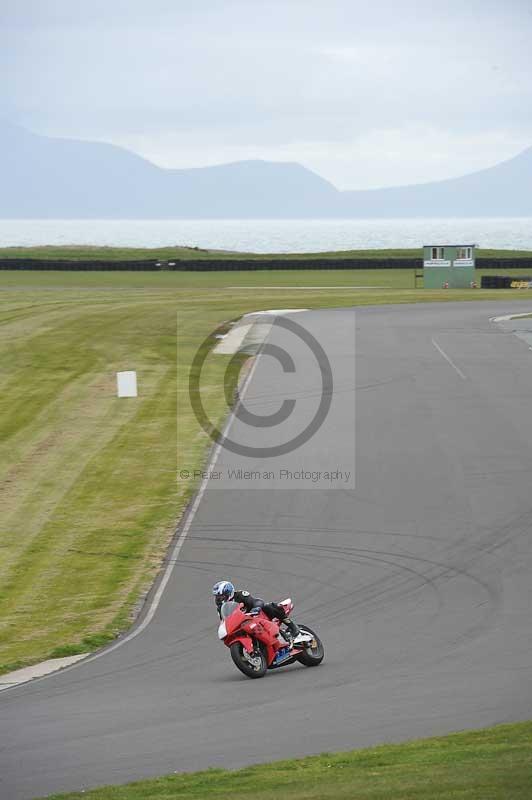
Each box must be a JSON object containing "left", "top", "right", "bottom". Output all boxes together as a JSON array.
[{"left": 220, "top": 600, "right": 240, "bottom": 619}]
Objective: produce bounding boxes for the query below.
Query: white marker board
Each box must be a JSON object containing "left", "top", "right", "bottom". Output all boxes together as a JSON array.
[{"left": 117, "top": 371, "right": 138, "bottom": 397}]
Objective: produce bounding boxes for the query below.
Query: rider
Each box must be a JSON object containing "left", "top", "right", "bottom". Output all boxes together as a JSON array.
[{"left": 212, "top": 580, "right": 300, "bottom": 644}]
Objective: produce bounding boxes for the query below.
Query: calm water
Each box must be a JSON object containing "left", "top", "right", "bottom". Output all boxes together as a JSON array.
[{"left": 0, "top": 218, "right": 531, "bottom": 253}]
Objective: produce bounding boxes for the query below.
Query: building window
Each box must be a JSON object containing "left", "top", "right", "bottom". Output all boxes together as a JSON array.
[
  {"left": 431, "top": 247, "right": 444, "bottom": 260},
  {"left": 457, "top": 247, "right": 472, "bottom": 259}
]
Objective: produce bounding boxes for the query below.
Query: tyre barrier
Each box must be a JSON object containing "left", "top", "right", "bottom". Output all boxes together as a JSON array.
[
  {"left": 0, "top": 257, "right": 419, "bottom": 271},
  {"left": 1, "top": 257, "right": 532, "bottom": 272},
  {"left": 0, "top": 259, "right": 159, "bottom": 271},
  {"left": 481, "top": 274, "right": 532, "bottom": 289}
]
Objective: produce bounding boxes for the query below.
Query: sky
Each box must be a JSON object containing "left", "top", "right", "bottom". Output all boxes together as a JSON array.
[{"left": 2, "top": 0, "right": 532, "bottom": 190}]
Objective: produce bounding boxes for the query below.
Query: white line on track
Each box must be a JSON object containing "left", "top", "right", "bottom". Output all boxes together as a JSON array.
[
  {"left": 431, "top": 337, "right": 467, "bottom": 380},
  {"left": 490, "top": 311, "right": 532, "bottom": 323}
]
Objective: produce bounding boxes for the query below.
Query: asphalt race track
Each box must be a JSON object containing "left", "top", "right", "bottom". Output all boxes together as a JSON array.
[{"left": 2, "top": 301, "right": 532, "bottom": 799}]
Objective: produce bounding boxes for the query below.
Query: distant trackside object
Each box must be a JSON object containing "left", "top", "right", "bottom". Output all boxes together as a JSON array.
[
  {"left": 116, "top": 370, "right": 138, "bottom": 397},
  {"left": 423, "top": 243, "right": 477, "bottom": 289}
]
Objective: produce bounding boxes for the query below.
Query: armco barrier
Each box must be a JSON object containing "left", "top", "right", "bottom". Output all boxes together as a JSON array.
[{"left": 1, "top": 257, "right": 532, "bottom": 272}]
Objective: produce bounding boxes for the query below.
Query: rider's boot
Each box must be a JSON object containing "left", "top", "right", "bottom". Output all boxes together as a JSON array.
[
  {"left": 280, "top": 630, "right": 293, "bottom": 647},
  {"left": 284, "top": 618, "right": 300, "bottom": 640}
]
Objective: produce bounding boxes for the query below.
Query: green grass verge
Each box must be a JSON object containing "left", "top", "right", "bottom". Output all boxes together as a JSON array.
[
  {"left": 0, "top": 245, "right": 531, "bottom": 261},
  {"left": 0, "top": 269, "right": 530, "bottom": 674},
  {"left": 40, "top": 721, "right": 532, "bottom": 799},
  {"left": 1, "top": 267, "right": 532, "bottom": 290}
]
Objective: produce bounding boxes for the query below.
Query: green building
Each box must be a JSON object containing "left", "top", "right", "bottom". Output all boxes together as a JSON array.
[{"left": 423, "top": 243, "right": 476, "bottom": 288}]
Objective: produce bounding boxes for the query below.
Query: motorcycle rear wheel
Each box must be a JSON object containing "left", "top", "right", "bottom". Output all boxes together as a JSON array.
[
  {"left": 230, "top": 642, "right": 268, "bottom": 678},
  {"left": 295, "top": 625, "right": 324, "bottom": 667}
]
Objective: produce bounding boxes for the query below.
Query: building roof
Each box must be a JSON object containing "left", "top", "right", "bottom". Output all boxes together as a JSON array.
[{"left": 423, "top": 243, "right": 477, "bottom": 248}]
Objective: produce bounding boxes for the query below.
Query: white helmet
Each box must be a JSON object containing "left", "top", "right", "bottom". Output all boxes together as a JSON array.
[{"left": 212, "top": 580, "right": 235, "bottom": 601}]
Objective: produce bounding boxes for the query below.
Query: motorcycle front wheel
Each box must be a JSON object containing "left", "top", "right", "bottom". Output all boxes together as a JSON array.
[
  {"left": 295, "top": 625, "right": 324, "bottom": 667},
  {"left": 230, "top": 642, "right": 268, "bottom": 678}
]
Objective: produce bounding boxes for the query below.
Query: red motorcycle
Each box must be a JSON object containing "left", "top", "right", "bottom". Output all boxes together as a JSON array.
[{"left": 217, "top": 598, "right": 324, "bottom": 678}]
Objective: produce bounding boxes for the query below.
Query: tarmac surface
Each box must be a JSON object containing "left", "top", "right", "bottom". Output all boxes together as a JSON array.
[{"left": 2, "top": 301, "right": 532, "bottom": 799}]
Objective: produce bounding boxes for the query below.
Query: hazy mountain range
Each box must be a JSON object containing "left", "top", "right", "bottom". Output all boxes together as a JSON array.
[{"left": 1, "top": 120, "right": 531, "bottom": 218}]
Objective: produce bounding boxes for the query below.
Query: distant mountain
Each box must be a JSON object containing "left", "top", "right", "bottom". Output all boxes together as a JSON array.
[
  {"left": 1, "top": 120, "right": 531, "bottom": 218},
  {"left": 341, "top": 146, "right": 532, "bottom": 217}
]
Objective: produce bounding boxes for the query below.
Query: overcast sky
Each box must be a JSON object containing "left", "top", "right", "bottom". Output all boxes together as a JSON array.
[{"left": 2, "top": 0, "right": 532, "bottom": 189}]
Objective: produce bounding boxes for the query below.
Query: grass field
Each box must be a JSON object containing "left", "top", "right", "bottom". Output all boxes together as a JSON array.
[
  {"left": 40, "top": 721, "right": 532, "bottom": 799},
  {"left": 0, "top": 244, "right": 531, "bottom": 261},
  {"left": 1, "top": 269, "right": 531, "bottom": 674},
  {"left": 2, "top": 266, "right": 532, "bottom": 290}
]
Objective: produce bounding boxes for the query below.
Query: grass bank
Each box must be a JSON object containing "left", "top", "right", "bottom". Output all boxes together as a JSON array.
[
  {"left": 0, "top": 269, "right": 530, "bottom": 674},
  {"left": 1, "top": 245, "right": 531, "bottom": 261},
  {"left": 41, "top": 721, "right": 532, "bottom": 799}
]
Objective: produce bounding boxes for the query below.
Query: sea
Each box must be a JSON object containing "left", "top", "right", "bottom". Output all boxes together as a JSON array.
[{"left": 0, "top": 218, "right": 531, "bottom": 253}]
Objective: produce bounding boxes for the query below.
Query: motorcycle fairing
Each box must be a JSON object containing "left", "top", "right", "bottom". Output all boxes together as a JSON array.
[{"left": 224, "top": 632, "right": 254, "bottom": 653}]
